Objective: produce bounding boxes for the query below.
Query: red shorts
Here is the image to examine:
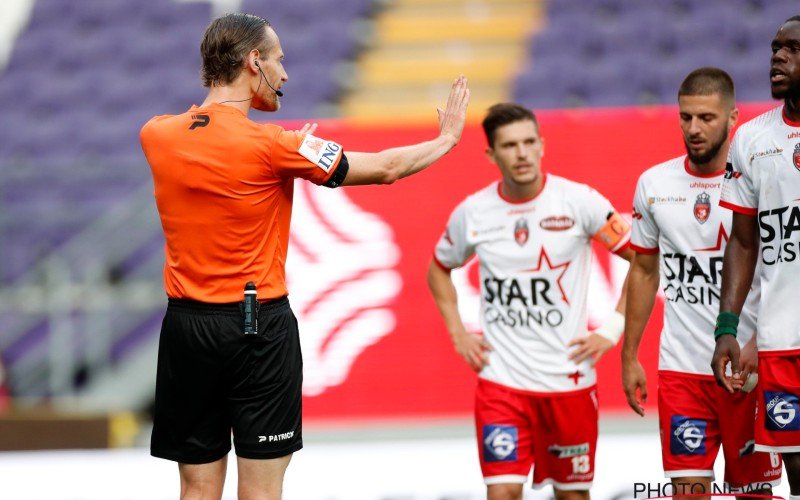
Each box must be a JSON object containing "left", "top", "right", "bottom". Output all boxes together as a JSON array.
[
  {"left": 475, "top": 379, "right": 598, "bottom": 491},
  {"left": 658, "top": 371, "right": 782, "bottom": 488},
  {"left": 755, "top": 352, "right": 800, "bottom": 453}
]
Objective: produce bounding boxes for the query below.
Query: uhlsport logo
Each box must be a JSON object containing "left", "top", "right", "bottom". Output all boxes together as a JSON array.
[
  {"left": 765, "top": 391, "right": 800, "bottom": 430},
  {"left": 514, "top": 218, "right": 529, "bottom": 246},
  {"left": 794, "top": 143, "right": 800, "bottom": 172},
  {"left": 670, "top": 416, "right": 707, "bottom": 455},
  {"left": 693, "top": 192, "right": 711, "bottom": 224},
  {"left": 483, "top": 424, "right": 518, "bottom": 462}
]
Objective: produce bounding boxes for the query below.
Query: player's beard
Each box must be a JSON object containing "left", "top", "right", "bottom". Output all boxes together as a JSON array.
[{"left": 684, "top": 125, "right": 728, "bottom": 165}]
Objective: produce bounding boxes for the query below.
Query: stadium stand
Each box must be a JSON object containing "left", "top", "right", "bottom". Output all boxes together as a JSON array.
[{"left": 514, "top": 0, "right": 798, "bottom": 108}]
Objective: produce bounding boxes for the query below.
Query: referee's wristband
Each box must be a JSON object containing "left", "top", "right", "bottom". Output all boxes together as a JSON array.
[{"left": 714, "top": 311, "right": 739, "bottom": 340}]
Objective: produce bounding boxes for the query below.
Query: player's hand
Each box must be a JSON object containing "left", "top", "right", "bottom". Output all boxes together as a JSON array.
[
  {"left": 733, "top": 336, "right": 758, "bottom": 392},
  {"left": 568, "top": 333, "right": 614, "bottom": 366},
  {"left": 437, "top": 75, "right": 470, "bottom": 144},
  {"left": 621, "top": 358, "right": 648, "bottom": 417},
  {"left": 711, "top": 335, "right": 740, "bottom": 394},
  {"left": 452, "top": 329, "right": 491, "bottom": 372},
  {"left": 295, "top": 122, "right": 318, "bottom": 136}
]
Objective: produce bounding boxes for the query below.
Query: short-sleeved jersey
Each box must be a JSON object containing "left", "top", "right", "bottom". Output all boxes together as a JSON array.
[
  {"left": 140, "top": 103, "right": 345, "bottom": 303},
  {"left": 631, "top": 156, "right": 757, "bottom": 375},
  {"left": 721, "top": 105, "right": 800, "bottom": 353},
  {"left": 434, "top": 175, "right": 631, "bottom": 393}
]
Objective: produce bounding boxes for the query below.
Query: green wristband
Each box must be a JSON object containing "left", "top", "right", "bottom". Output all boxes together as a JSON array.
[{"left": 714, "top": 311, "right": 739, "bottom": 340}]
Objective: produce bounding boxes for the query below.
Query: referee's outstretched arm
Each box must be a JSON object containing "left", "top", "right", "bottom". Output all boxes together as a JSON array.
[{"left": 342, "top": 76, "right": 470, "bottom": 186}]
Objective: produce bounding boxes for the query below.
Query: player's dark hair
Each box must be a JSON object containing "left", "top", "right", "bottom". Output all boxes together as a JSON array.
[
  {"left": 200, "top": 13, "right": 272, "bottom": 87},
  {"left": 482, "top": 103, "right": 539, "bottom": 147},
  {"left": 678, "top": 67, "right": 735, "bottom": 106},
  {"left": 785, "top": 15, "right": 800, "bottom": 23}
]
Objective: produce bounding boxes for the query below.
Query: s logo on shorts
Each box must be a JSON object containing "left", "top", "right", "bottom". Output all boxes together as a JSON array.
[
  {"left": 483, "top": 424, "right": 518, "bottom": 462},
  {"left": 670, "top": 416, "right": 707, "bottom": 455},
  {"left": 765, "top": 391, "right": 800, "bottom": 431}
]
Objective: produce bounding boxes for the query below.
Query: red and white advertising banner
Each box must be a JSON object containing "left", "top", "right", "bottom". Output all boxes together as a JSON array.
[{"left": 282, "top": 103, "right": 771, "bottom": 422}]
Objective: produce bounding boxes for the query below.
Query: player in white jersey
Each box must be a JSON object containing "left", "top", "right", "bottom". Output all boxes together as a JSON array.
[
  {"left": 427, "top": 103, "right": 633, "bottom": 500},
  {"left": 623, "top": 68, "right": 782, "bottom": 496},
  {"left": 713, "top": 16, "right": 800, "bottom": 497}
]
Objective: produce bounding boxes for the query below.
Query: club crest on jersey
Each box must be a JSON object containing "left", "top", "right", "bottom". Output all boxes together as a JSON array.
[
  {"left": 693, "top": 192, "right": 711, "bottom": 224},
  {"left": 794, "top": 143, "right": 800, "bottom": 172},
  {"left": 514, "top": 218, "right": 529, "bottom": 246}
]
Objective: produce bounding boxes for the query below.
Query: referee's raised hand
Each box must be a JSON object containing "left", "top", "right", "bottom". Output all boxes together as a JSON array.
[{"left": 437, "top": 75, "right": 470, "bottom": 144}]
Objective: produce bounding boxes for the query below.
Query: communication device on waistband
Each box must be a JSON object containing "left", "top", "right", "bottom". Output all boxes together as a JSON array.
[{"left": 243, "top": 281, "right": 258, "bottom": 335}]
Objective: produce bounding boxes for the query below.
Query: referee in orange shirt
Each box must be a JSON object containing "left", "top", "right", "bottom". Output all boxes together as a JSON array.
[{"left": 140, "top": 13, "right": 469, "bottom": 500}]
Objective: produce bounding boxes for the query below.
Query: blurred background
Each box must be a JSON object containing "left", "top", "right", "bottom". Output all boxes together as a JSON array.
[{"left": 0, "top": 0, "right": 796, "bottom": 498}]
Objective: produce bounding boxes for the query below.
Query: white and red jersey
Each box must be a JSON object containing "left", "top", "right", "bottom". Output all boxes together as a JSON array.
[
  {"left": 631, "top": 156, "right": 757, "bottom": 376},
  {"left": 434, "top": 174, "right": 630, "bottom": 393},
  {"left": 721, "top": 105, "right": 800, "bottom": 353}
]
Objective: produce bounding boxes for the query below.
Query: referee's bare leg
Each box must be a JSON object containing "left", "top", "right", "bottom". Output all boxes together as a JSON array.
[{"left": 178, "top": 454, "right": 291, "bottom": 499}]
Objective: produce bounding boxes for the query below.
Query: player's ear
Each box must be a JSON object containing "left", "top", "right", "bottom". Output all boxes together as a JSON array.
[
  {"left": 248, "top": 49, "right": 261, "bottom": 72},
  {"left": 485, "top": 147, "right": 497, "bottom": 165},
  {"left": 729, "top": 107, "right": 740, "bottom": 130}
]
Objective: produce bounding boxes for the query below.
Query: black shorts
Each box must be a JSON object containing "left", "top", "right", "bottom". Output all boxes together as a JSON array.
[{"left": 150, "top": 296, "right": 303, "bottom": 464}]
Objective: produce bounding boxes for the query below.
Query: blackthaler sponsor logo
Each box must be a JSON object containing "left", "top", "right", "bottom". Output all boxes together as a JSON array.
[
  {"left": 758, "top": 204, "right": 800, "bottom": 265},
  {"left": 749, "top": 147, "right": 783, "bottom": 162},
  {"left": 540, "top": 215, "right": 575, "bottom": 231},
  {"left": 765, "top": 391, "right": 800, "bottom": 431},
  {"left": 548, "top": 442, "right": 589, "bottom": 458},
  {"left": 670, "top": 416, "right": 707, "bottom": 455},
  {"left": 469, "top": 225, "right": 504, "bottom": 237},
  {"left": 648, "top": 195, "right": 686, "bottom": 205},
  {"left": 738, "top": 439, "right": 755, "bottom": 457},
  {"left": 661, "top": 253, "right": 723, "bottom": 305},
  {"left": 258, "top": 431, "right": 295, "bottom": 443}
]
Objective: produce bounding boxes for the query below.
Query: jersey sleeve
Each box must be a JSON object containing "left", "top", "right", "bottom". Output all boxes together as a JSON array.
[
  {"left": 720, "top": 131, "right": 757, "bottom": 216},
  {"left": 433, "top": 201, "right": 475, "bottom": 270},
  {"left": 630, "top": 175, "right": 659, "bottom": 254},
  {"left": 269, "top": 130, "right": 346, "bottom": 186},
  {"left": 577, "top": 186, "right": 632, "bottom": 254}
]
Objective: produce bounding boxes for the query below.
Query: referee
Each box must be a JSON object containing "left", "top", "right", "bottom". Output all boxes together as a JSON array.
[{"left": 139, "top": 13, "right": 469, "bottom": 499}]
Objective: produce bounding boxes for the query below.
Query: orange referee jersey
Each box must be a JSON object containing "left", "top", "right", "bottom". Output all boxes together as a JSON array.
[{"left": 140, "top": 103, "right": 344, "bottom": 303}]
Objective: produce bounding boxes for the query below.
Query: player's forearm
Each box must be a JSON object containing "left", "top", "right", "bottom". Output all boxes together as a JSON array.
[
  {"left": 344, "top": 135, "right": 457, "bottom": 186},
  {"left": 719, "top": 214, "right": 759, "bottom": 315},
  {"left": 613, "top": 247, "right": 635, "bottom": 314},
  {"left": 622, "top": 258, "right": 659, "bottom": 361},
  {"left": 426, "top": 261, "right": 468, "bottom": 337}
]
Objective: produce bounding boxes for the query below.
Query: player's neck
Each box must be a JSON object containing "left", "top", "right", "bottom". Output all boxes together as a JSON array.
[
  {"left": 201, "top": 83, "right": 253, "bottom": 116},
  {"left": 687, "top": 143, "right": 729, "bottom": 176},
  {"left": 785, "top": 96, "right": 800, "bottom": 123},
  {"left": 500, "top": 175, "right": 544, "bottom": 202}
]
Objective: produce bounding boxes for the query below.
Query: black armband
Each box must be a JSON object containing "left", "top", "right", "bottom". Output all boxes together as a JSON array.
[{"left": 324, "top": 153, "right": 349, "bottom": 188}]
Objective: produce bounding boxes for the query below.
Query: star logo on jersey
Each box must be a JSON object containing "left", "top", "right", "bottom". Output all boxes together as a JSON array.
[
  {"left": 520, "top": 247, "right": 571, "bottom": 304},
  {"left": 693, "top": 192, "right": 711, "bottom": 224},
  {"left": 695, "top": 223, "right": 729, "bottom": 252},
  {"left": 514, "top": 218, "right": 529, "bottom": 246},
  {"left": 793, "top": 143, "right": 800, "bottom": 172}
]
